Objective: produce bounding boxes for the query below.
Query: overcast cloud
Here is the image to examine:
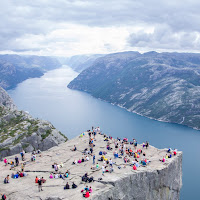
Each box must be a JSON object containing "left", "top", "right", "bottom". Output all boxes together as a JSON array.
[{"left": 1, "top": 0, "right": 200, "bottom": 56}]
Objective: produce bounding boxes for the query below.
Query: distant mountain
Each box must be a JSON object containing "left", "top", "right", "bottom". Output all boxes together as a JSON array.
[
  {"left": 0, "top": 54, "right": 61, "bottom": 90},
  {"left": 68, "top": 51, "right": 200, "bottom": 130},
  {"left": 64, "top": 54, "right": 104, "bottom": 72}
]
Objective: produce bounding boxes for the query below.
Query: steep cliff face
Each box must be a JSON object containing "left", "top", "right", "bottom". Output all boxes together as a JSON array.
[
  {"left": 93, "top": 153, "right": 182, "bottom": 200},
  {"left": 0, "top": 86, "right": 67, "bottom": 159}
]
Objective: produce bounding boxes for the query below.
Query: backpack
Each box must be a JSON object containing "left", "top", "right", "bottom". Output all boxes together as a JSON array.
[
  {"left": 99, "top": 151, "right": 103, "bottom": 155},
  {"left": 4, "top": 178, "right": 7, "bottom": 184}
]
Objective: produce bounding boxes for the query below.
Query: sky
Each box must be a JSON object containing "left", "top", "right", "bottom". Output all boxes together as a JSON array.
[{"left": 1, "top": 0, "right": 200, "bottom": 56}]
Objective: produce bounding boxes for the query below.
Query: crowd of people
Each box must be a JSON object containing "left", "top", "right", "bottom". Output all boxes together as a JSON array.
[{"left": 1, "top": 126, "right": 178, "bottom": 199}]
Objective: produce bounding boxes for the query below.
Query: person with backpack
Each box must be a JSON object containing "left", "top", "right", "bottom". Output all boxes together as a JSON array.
[
  {"left": 72, "top": 182, "right": 77, "bottom": 189},
  {"left": 15, "top": 156, "right": 19, "bottom": 166},
  {"left": 64, "top": 182, "right": 70, "bottom": 190},
  {"left": 38, "top": 178, "right": 43, "bottom": 192}
]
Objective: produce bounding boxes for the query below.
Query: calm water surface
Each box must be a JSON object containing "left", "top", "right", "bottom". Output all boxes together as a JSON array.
[{"left": 8, "top": 66, "right": 200, "bottom": 200}]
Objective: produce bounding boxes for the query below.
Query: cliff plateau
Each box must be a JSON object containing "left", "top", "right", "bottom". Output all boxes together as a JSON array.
[{"left": 0, "top": 133, "right": 182, "bottom": 200}]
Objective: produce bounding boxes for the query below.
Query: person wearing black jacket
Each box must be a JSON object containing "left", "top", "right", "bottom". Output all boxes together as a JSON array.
[{"left": 38, "top": 178, "right": 43, "bottom": 192}]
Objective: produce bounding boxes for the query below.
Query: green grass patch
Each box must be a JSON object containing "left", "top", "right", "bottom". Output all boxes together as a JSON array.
[{"left": 41, "top": 129, "right": 52, "bottom": 140}]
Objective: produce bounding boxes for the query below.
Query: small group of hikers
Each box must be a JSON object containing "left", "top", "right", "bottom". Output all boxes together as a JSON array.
[
  {"left": 81, "top": 185, "right": 93, "bottom": 198},
  {"left": 160, "top": 148, "right": 177, "bottom": 162},
  {"left": 64, "top": 182, "right": 77, "bottom": 189},
  {"left": 11, "top": 171, "right": 27, "bottom": 179},
  {"left": 52, "top": 162, "right": 64, "bottom": 171},
  {"left": 35, "top": 176, "right": 45, "bottom": 192},
  {"left": 31, "top": 149, "right": 41, "bottom": 162},
  {"left": 49, "top": 170, "right": 70, "bottom": 179},
  {"left": 82, "top": 173, "right": 94, "bottom": 183},
  {"left": 4, "top": 156, "right": 20, "bottom": 170}
]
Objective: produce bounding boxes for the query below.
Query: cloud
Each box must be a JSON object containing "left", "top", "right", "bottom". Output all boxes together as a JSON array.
[
  {"left": 1, "top": 0, "right": 200, "bottom": 55},
  {"left": 128, "top": 24, "right": 200, "bottom": 51}
]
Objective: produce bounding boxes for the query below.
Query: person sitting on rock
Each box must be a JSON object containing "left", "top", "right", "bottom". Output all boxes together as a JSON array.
[
  {"left": 78, "top": 159, "right": 82, "bottom": 164},
  {"left": 71, "top": 145, "right": 77, "bottom": 151},
  {"left": 173, "top": 149, "right": 177, "bottom": 155},
  {"left": 82, "top": 173, "right": 88, "bottom": 182},
  {"left": 84, "top": 186, "right": 89, "bottom": 191},
  {"left": 160, "top": 157, "right": 165, "bottom": 162},
  {"left": 167, "top": 147, "right": 172, "bottom": 153},
  {"left": 41, "top": 177, "right": 46, "bottom": 183},
  {"left": 110, "top": 165, "right": 114, "bottom": 173},
  {"left": 81, "top": 157, "right": 85, "bottom": 162},
  {"left": 85, "top": 155, "right": 89, "bottom": 161},
  {"left": 54, "top": 174, "right": 59, "bottom": 179},
  {"left": 133, "top": 164, "right": 137, "bottom": 170},
  {"left": 96, "top": 163, "right": 99, "bottom": 169},
  {"left": 65, "top": 170, "right": 70, "bottom": 177},
  {"left": 98, "top": 156, "right": 103, "bottom": 161},
  {"left": 83, "top": 190, "right": 90, "bottom": 198},
  {"left": 19, "top": 172, "right": 24, "bottom": 177},
  {"left": 49, "top": 173, "right": 53, "bottom": 179},
  {"left": 37, "top": 149, "right": 41, "bottom": 154},
  {"left": 88, "top": 176, "right": 94, "bottom": 183},
  {"left": 72, "top": 159, "right": 77, "bottom": 165},
  {"left": 64, "top": 182, "right": 70, "bottom": 189},
  {"left": 10, "top": 161, "right": 15, "bottom": 170},
  {"left": 4, "top": 175, "right": 9, "bottom": 184},
  {"left": 72, "top": 182, "right": 77, "bottom": 189},
  {"left": 89, "top": 186, "right": 92, "bottom": 193}
]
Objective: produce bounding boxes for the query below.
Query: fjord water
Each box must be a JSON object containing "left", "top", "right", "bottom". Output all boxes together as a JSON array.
[{"left": 8, "top": 66, "right": 200, "bottom": 200}]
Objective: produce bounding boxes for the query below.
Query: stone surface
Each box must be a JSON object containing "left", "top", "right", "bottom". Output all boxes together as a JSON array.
[
  {"left": 0, "top": 86, "right": 16, "bottom": 110},
  {"left": 0, "top": 132, "right": 182, "bottom": 200}
]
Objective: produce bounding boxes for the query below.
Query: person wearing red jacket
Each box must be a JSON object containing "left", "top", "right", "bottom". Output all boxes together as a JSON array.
[{"left": 83, "top": 191, "right": 90, "bottom": 198}]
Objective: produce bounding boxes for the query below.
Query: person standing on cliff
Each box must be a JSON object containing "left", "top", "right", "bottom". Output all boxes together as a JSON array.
[
  {"left": 93, "top": 154, "right": 95, "bottom": 164},
  {"left": 38, "top": 178, "right": 43, "bottom": 192},
  {"left": 15, "top": 156, "right": 19, "bottom": 166},
  {"left": 3, "top": 158, "right": 7, "bottom": 166}
]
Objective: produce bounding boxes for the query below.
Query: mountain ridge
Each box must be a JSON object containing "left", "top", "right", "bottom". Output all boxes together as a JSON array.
[
  {"left": 0, "top": 54, "right": 62, "bottom": 90},
  {"left": 68, "top": 51, "right": 200, "bottom": 130}
]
